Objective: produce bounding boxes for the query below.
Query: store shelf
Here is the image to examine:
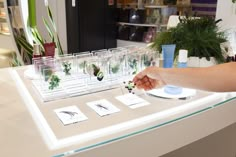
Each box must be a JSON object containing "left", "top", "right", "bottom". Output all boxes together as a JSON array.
[
  {"left": 117, "top": 39, "right": 148, "bottom": 47},
  {"left": 0, "top": 34, "right": 15, "bottom": 49},
  {"left": 118, "top": 22, "right": 167, "bottom": 28},
  {"left": 118, "top": 22, "right": 158, "bottom": 27},
  {"left": 195, "top": 11, "right": 216, "bottom": 16},
  {"left": 0, "top": 1, "right": 3, "bottom": 8},
  {"left": 0, "top": 15, "right": 6, "bottom": 19},
  {"left": 144, "top": 5, "right": 168, "bottom": 9},
  {"left": 191, "top": 3, "right": 217, "bottom": 8}
]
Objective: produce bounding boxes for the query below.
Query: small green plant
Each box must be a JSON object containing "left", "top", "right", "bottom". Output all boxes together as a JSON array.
[
  {"left": 49, "top": 74, "right": 60, "bottom": 90},
  {"left": 128, "top": 58, "right": 138, "bottom": 74},
  {"left": 62, "top": 61, "right": 72, "bottom": 75},
  {"left": 111, "top": 64, "right": 120, "bottom": 74},
  {"left": 43, "top": 68, "right": 53, "bottom": 81},
  {"left": 141, "top": 54, "right": 153, "bottom": 67}
]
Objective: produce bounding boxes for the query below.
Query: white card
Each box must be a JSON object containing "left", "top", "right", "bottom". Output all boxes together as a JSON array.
[
  {"left": 87, "top": 99, "right": 120, "bottom": 117},
  {"left": 116, "top": 93, "right": 150, "bottom": 109},
  {"left": 54, "top": 106, "right": 88, "bottom": 125}
]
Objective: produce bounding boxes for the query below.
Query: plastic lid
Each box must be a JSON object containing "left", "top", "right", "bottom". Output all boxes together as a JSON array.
[
  {"left": 33, "top": 44, "right": 41, "bottom": 55},
  {"left": 178, "top": 49, "right": 188, "bottom": 63}
]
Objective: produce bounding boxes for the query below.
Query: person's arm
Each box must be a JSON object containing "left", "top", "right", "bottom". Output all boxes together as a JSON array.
[{"left": 133, "top": 62, "right": 236, "bottom": 92}]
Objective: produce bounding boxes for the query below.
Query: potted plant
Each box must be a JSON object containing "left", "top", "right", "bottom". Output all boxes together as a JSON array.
[{"left": 151, "top": 16, "right": 227, "bottom": 67}]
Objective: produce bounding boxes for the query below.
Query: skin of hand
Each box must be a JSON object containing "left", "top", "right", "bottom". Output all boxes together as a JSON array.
[
  {"left": 133, "top": 62, "right": 236, "bottom": 92},
  {"left": 133, "top": 66, "right": 165, "bottom": 91}
]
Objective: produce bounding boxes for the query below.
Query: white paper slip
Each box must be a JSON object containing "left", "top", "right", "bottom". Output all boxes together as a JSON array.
[
  {"left": 54, "top": 106, "right": 88, "bottom": 125},
  {"left": 87, "top": 99, "right": 120, "bottom": 117},
  {"left": 116, "top": 93, "right": 150, "bottom": 109},
  {"left": 147, "top": 88, "right": 196, "bottom": 99}
]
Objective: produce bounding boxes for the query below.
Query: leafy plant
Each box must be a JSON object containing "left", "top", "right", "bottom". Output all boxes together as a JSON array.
[
  {"left": 10, "top": 53, "right": 22, "bottom": 67},
  {"left": 15, "top": 34, "right": 33, "bottom": 64},
  {"left": 128, "top": 58, "right": 138, "bottom": 74},
  {"left": 49, "top": 74, "right": 60, "bottom": 90},
  {"left": 111, "top": 64, "right": 120, "bottom": 74},
  {"left": 62, "top": 61, "right": 72, "bottom": 75},
  {"left": 151, "top": 16, "right": 227, "bottom": 63},
  {"left": 43, "top": 5, "right": 63, "bottom": 55},
  {"left": 141, "top": 54, "right": 154, "bottom": 67},
  {"left": 151, "top": 31, "right": 174, "bottom": 53}
]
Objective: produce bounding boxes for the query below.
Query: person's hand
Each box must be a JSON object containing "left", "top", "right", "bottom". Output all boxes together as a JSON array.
[{"left": 133, "top": 66, "right": 166, "bottom": 91}]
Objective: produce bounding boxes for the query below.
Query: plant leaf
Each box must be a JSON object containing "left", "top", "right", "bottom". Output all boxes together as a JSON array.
[
  {"left": 43, "top": 17, "right": 55, "bottom": 42},
  {"left": 47, "top": 6, "right": 57, "bottom": 31}
]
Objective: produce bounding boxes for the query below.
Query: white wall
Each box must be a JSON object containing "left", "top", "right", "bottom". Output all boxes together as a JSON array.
[
  {"left": 35, "top": 0, "right": 67, "bottom": 53},
  {"left": 216, "top": 0, "right": 236, "bottom": 30}
]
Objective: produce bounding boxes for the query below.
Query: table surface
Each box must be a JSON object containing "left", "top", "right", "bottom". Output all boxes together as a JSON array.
[{"left": 1, "top": 66, "right": 236, "bottom": 157}]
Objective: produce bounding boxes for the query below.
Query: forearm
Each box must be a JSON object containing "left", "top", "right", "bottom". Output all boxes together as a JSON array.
[{"left": 159, "top": 62, "right": 236, "bottom": 92}]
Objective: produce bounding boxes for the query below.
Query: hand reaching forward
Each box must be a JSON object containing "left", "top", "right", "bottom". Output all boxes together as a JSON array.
[{"left": 133, "top": 66, "right": 166, "bottom": 91}]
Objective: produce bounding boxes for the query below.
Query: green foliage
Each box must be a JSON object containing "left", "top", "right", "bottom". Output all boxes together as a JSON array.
[
  {"left": 151, "top": 16, "right": 227, "bottom": 63},
  {"left": 15, "top": 34, "right": 33, "bottom": 64},
  {"left": 10, "top": 53, "right": 22, "bottom": 67},
  {"left": 62, "top": 61, "right": 72, "bottom": 75},
  {"left": 233, "top": 0, "right": 236, "bottom": 3},
  {"left": 111, "top": 64, "right": 120, "bottom": 74},
  {"left": 43, "top": 5, "right": 63, "bottom": 55},
  {"left": 49, "top": 74, "right": 60, "bottom": 90},
  {"left": 128, "top": 58, "right": 138, "bottom": 74},
  {"left": 151, "top": 31, "right": 174, "bottom": 53}
]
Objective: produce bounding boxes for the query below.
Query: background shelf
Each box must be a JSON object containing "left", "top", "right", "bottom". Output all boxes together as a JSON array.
[{"left": 118, "top": 22, "right": 158, "bottom": 27}]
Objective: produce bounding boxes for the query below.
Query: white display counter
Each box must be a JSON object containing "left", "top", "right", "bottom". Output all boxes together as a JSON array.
[{"left": 1, "top": 66, "right": 236, "bottom": 157}]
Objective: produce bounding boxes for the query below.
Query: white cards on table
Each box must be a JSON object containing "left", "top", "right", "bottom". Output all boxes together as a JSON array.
[
  {"left": 54, "top": 106, "right": 88, "bottom": 125},
  {"left": 116, "top": 93, "right": 150, "bottom": 109},
  {"left": 87, "top": 99, "right": 120, "bottom": 117}
]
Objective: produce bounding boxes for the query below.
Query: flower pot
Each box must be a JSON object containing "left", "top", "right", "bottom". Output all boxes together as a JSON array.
[
  {"left": 187, "top": 57, "right": 217, "bottom": 67},
  {"left": 44, "top": 42, "right": 55, "bottom": 57}
]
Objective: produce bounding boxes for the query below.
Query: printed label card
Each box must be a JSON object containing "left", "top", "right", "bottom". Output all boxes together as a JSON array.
[
  {"left": 87, "top": 99, "right": 120, "bottom": 117},
  {"left": 116, "top": 93, "right": 150, "bottom": 109},
  {"left": 54, "top": 106, "right": 88, "bottom": 125}
]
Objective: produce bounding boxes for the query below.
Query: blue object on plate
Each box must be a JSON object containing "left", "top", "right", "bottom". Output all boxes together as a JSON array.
[{"left": 164, "top": 85, "right": 183, "bottom": 95}]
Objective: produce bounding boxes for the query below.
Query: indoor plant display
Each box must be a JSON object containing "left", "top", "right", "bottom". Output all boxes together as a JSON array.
[
  {"left": 14, "top": 0, "right": 64, "bottom": 65},
  {"left": 151, "top": 16, "right": 227, "bottom": 66}
]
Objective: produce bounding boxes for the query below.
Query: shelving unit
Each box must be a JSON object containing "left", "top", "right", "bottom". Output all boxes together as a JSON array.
[
  {"left": 117, "top": 0, "right": 177, "bottom": 47},
  {"left": 117, "top": 39, "right": 148, "bottom": 47},
  {"left": 191, "top": 2, "right": 217, "bottom": 17},
  {"left": 2, "top": 0, "right": 32, "bottom": 65},
  {"left": 0, "top": 0, "right": 11, "bottom": 37},
  {"left": 118, "top": 22, "right": 158, "bottom": 27},
  {"left": 0, "top": 0, "right": 22, "bottom": 67},
  {"left": 144, "top": 5, "right": 168, "bottom": 8}
]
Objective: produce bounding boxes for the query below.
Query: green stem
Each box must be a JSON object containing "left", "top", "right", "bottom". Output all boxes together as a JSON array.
[{"left": 28, "top": 0, "right": 37, "bottom": 27}]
